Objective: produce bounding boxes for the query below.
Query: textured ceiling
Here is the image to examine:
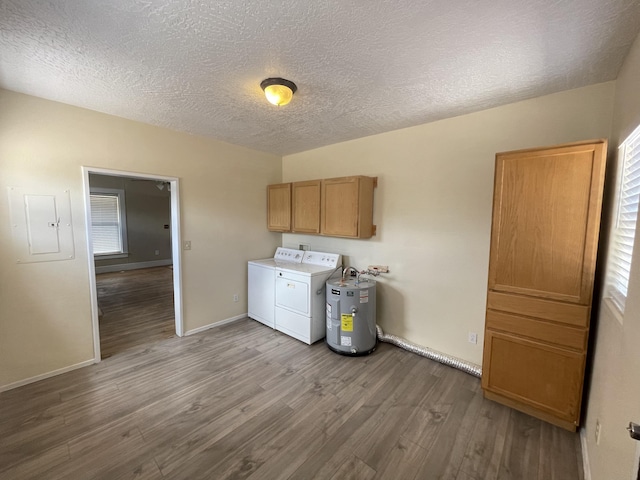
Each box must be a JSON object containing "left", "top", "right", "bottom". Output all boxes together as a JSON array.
[{"left": 1, "top": 1, "right": 640, "bottom": 156}]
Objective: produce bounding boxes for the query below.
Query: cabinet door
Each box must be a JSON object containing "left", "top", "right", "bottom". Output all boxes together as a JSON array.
[
  {"left": 292, "top": 180, "right": 321, "bottom": 233},
  {"left": 321, "top": 177, "right": 359, "bottom": 237},
  {"left": 321, "top": 176, "right": 375, "bottom": 238},
  {"left": 487, "top": 142, "right": 606, "bottom": 304},
  {"left": 267, "top": 183, "right": 291, "bottom": 232},
  {"left": 482, "top": 329, "right": 585, "bottom": 424}
]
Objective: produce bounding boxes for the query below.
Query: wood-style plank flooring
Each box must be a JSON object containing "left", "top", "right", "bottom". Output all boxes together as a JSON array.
[
  {"left": 97, "top": 266, "right": 175, "bottom": 359},
  {"left": 1, "top": 291, "right": 584, "bottom": 479}
]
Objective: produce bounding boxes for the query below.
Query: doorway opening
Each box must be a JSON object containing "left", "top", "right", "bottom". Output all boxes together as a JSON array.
[{"left": 82, "top": 167, "right": 183, "bottom": 362}]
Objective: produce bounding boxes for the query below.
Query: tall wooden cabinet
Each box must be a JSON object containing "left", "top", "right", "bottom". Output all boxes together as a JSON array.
[{"left": 481, "top": 140, "right": 607, "bottom": 431}]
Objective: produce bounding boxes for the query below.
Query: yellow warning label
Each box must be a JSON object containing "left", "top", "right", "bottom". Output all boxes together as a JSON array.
[{"left": 341, "top": 314, "right": 353, "bottom": 332}]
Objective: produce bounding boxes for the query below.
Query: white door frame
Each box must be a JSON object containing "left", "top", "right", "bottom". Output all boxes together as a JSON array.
[{"left": 82, "top": 166, "right": 184, "bottom": 363}]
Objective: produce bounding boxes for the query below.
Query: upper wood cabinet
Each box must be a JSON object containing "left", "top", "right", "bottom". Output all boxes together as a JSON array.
[
  {"left": 267, "top": 183, "right": 291, "bottom": 232},
  {"left": 292, "top": 180, "right": 321, "bottom": 234},
  {"left": 482, "top": 139, "right": 607, "bottom": 431},
  {"left": 321, "top": 176, "right": 377, "bottom": 239},
  {"left": 267, "top": 175, "right": 377, "bottom": 238}
]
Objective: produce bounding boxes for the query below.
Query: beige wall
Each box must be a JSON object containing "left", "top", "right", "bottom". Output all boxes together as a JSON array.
[
  {"left": 584, "top": 32, "right": 640, "bottom": 480},
  {"left": 283, "top": 82, "right": 615, "bottom": 366},
  {"left": 0, "top": 89, "right": 282, "bottom": 389}
]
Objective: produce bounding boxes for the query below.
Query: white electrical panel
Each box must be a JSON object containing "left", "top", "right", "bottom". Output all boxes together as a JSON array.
[{"left": 8, "top": 187, "right": 75, "bottom": 263}]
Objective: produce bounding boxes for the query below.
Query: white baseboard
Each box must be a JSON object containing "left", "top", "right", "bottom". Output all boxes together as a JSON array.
[
  {"left": 184, "top": 314, "right": 247, "bottom": 336},
  {"left": 580, "top": 427, "right": 592, "bottom": 480},
  {"left": 1, "top": 314, "right": 244, "bottom": 391},
  {"left": 95, "top": 259, "right": 172, "bottom": 274},
  {"left": 0, "top": 359, "right": 95, "bottom": 392}
]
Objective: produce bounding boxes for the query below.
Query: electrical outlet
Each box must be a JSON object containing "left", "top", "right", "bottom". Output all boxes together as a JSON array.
[
  {"left": 233, "top": 294, "right": 239, "bottom": 302},
  {"left": 468, "top": 332, "right": 478, "bottom": 344},
  {"left": 595, "top": 419, "right": 601, "bottom": 445},
  {"left": 299, "top": 243, "right": 310, "bottom": 251},
  {"left": 183, "top": 240, "right": 191, "bottom": 250}
]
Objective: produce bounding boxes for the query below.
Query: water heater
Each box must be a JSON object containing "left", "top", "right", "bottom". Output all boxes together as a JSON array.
[{"left": 325, "top": 277, "right": 377, "bottom": 355}]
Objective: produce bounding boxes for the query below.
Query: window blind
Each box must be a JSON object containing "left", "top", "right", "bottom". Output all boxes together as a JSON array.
[
  {"left": 90, "top": 194, "right": 123, "bottom": 255},
  {"left": 607, "top": 126, "right": 640, "bottom": 314}
]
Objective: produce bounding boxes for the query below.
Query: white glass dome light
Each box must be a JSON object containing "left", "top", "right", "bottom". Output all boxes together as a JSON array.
[{"left": 260, "top": 78, "right": 297, "bottom": 106}]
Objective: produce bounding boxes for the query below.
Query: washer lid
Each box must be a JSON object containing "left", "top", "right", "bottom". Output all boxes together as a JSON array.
[{"left": 248, "top": 258, "right": 277, "bottom": 268}]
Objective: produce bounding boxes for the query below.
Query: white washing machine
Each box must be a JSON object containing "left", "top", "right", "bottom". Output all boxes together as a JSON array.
[
  {"left": 248, "top": 247, "right": 304, "bottom": 328},
  {"left": 248, "top": 248, "right": 342, "bottom": 344},
  {"left": 274, "top": 251, "right": 342, "bottom": 344}
]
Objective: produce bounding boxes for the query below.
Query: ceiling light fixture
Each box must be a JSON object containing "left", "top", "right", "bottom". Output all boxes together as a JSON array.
[{"left": 260, "top": 77, "right": 297, "bottom": 106}]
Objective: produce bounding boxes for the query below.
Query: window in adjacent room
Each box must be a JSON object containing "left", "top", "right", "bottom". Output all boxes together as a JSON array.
[
  {"left": 90, "top": 188, "right": 128, "bottom": 257},
  {"left": 605, "top": 124, "right": 640, "bottom": 319}
]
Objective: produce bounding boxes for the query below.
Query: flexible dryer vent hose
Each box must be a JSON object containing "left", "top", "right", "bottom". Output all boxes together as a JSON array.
[{"left": 375, "top": 324, "right": 482, "bottom": 378}]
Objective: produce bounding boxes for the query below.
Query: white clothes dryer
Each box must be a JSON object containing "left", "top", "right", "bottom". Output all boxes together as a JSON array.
[{"left": 274, "top": 251, "right": 342, "bottom": 344}]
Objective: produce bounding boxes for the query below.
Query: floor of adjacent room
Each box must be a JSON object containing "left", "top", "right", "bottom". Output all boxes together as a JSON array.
[
  {"left": 0, "top": 268, "right": 584, "bottom": 479},
  {"left": 97, "top": 266, "right": 176, "bottom": 359}
]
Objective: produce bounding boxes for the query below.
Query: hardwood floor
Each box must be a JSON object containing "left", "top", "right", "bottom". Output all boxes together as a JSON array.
[
  {"left": 97, "top": 266, "right": 175, "bottom": 359},
  {"left": 0, "top": 319, "right": 584, "bottom": 479}
]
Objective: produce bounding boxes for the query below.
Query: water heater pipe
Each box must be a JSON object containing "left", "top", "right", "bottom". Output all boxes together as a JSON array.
[{"left": 375, "top": 324, "right": 482, "bottom": 378}]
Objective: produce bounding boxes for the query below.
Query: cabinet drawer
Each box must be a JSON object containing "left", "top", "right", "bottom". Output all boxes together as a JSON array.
[
  {"left": 486, "top": 309, "right": 587, "bottom": 351},
  {"left": 482, "top": 330, "right": 585, "bottom": 423},
  {"left": 487, "top": 291, "right": 590, "bottom": 328}
]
